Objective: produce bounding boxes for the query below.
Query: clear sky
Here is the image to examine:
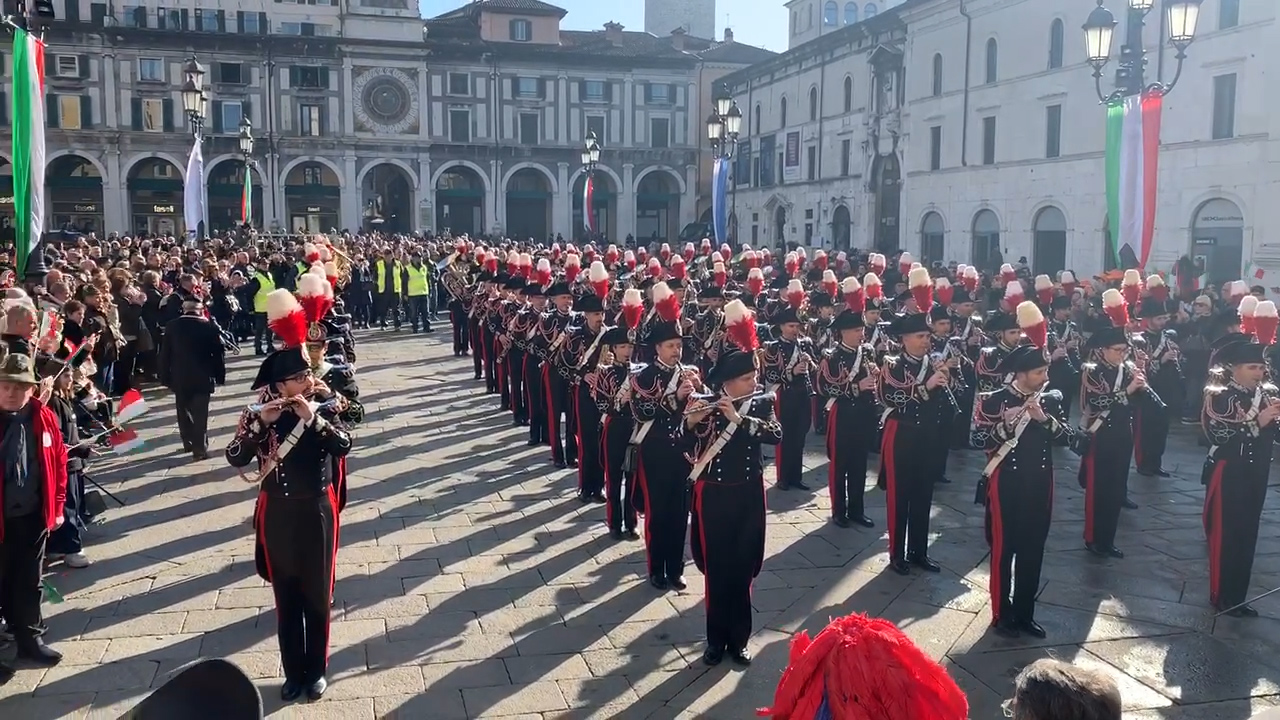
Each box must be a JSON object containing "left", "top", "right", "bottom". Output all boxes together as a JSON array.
[{"left": 419, "top": 0, "right": 789, "bottom": 53}]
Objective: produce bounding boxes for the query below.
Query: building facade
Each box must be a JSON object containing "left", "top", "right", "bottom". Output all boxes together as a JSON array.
[
  {"left": 4, "top": 0, "right": 772, "bottom": 242},
  {"left": 723, "top": 0, "right": 1277, "bottom": 283}
]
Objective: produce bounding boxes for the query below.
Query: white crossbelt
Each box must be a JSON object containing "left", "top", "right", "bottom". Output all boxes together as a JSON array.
[
  {"left": 575, "top": 329, "right": 607, "bottom": 371},
  {"left": 1083, "top": 364, "right": 1128, "bottom": 434},
  {"left": 687, "top": 398, "right": 754, "bottom": 481},
  {"left": 980, "top": 411, "right": 1034, "bottom": 479},
  {"left": 241, "top": 404, "right": 322, "bottom": 485},
  {"left": 824, "top": 345, "right": 863, "bottom": 412}
]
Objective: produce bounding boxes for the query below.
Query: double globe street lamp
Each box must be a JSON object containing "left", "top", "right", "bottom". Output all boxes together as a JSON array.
[
  {"left": 180, "top": 57, "right": 210, "bottom": 137},
  {"left": 705, "top": 85, "right": 742, "bottom": 242},
  {"left": 1083, "top": 0, "right": 1202, "bottom": 101}
]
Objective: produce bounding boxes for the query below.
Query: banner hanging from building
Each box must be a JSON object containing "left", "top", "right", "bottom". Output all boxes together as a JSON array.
[
  {"left": 582, "top": 173, "right": 595, "bottom": 234},
  {"left": 183, "top": 138, "right": 205, "bottom": 245},
  {"left": 1105, "top": 90, "right": 1163, "bottom": 270},
  {"left": 783, "top": 131, "right": 801, "bottom": 183},
  {"left": 712, "top": 157, "right": 728, "bottom": 245}
]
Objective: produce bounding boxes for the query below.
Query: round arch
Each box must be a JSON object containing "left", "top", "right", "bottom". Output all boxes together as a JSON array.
[
  {"left": 44, "top": 151, "right": 106, "bottom": 180},
  {"left": 501, "top": 162, "right": 558, "bottom": 195},
  {"left": 122, "top": 152, "right": 186, "bottom": 183},
  {"left": 279, "top": 156, "right": 345, "bottom": 190},
  {"left": 970, "top": 207, "right": 1002, "bottom": 273},
  {"left": 205, "top": 158, "right": 265, "bottom": 232},
  {"left": 1191, "top": 196, "right": 1247, "bottom": 287},
  {"left": 571, "top": 167, "right": 620, "bottom": 242},
  {"left": 919, "top": 209, "right": 946, "bottom": 265},
  {"left": 831, "top": 203, "right": 852, "bottom": 251},
  {"left": 203, "top": 156, "right": 265, "bottom": 184},
  {"left": 917, "top": 206, "right": 949, "bottom": 234},
  {"left": 633, "top": 165, "right": 686, "bottom": 196},
  {"left": 1031, "top": 204, "right": 1068, "bottom": 277},
  {"left": 44, "top": 152, "right": 106, "bottom": 235},
  {"left": 567, "top": 164, "right": 622, "bottom": 196},
  {"left": 356, "top": 159, "right": 419, "bottom": 191},
  {"left": 431, "top": 160, "right": 492, "bottom": 197},
  {"left": 125, "top": 155, "right": 185, "bottom": 236}
]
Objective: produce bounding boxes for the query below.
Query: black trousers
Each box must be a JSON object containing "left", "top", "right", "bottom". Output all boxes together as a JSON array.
[
  {"left": 375, "top": 293, "right": 400, "bottom": 328},
  {"left": 469, "top": 319, "right": 483, "bottom": 379},
  {"left": 525, "top": 356, "right": 548, "bottom": 445},
  {"left": 1079, "top": 421, "right": 1132, "bottom": 549},
  {"left": 1133, "top": 401, "right": 1169, "bottom": 474},
  {"left": 349, "top": 291, "right": 371, "bottom": 327},
  {"left": 113, "top": 343, "right": 137, "bottom": 395},
  {"left": 495, "top": 342, "right": 511, "bottom": 411},
  {"left": 691, "top": 479, "right": 765, "bottom": 652},
  {"left": 985, "top": 466, "right": 1052, "bottom": 625},
  {"left": 545, "top": 370, "right": 577, "bottom": 465},
  {"left": 0, "top": 511, "right": 49, "bottom": 643},
  {"left": 259, "top": 492, "right": 337, "bottom": 685},
  {"left": 253, "top": 313, "right": 272, "bottom": 354},
  {"left": 880, "top": 418, "right": 942, "bottom": 561},
  {"left": 482, "top": 329, "right": 499, "bottom": 394},
  {"left": 575, "top": 384, "right": 604, "bottom": 496},
  {"left": 405, "top": 296, "right": 431, "bottom": 331},
  {"left": 826, "top": 400, "right": 875, "bottom": 521},
  {"left": 602, "top": 415, "right": 636, "bottom": 532},
  {"left": 774, "top": 385, "right": 811, "bottom": 488},
  {"left": 1204, "top": 457, "right": 1269, "bottom": 609},
  {"left": 508, "top": 349, "right": 528, "bottom": 424},
  {"left": 450, "top": 305, "right": 469, "bottom": 354},
  {"left": 638, "top": 446, "right": 689, "bottom": 580},
  {"left": 173, "top": 388, "right": 211, "bottom": 454}
]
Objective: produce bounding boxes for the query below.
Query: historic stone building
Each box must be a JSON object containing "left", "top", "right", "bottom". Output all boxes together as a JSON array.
[
  {"left": 723, "top": 0, "right": 1279, "bottom": 282},
  {"left": 6, "top": 0, "right": 768, "bottom": 241}
]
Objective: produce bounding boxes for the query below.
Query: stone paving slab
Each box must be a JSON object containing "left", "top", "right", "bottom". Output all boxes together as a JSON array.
[{"left": 2, "top": 329, "right": 1280, "bottom": 717}]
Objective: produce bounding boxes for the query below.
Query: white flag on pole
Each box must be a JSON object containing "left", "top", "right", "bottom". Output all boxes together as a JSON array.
[{"left": 183, "top": 138, "right": 205, "bottom": 246}]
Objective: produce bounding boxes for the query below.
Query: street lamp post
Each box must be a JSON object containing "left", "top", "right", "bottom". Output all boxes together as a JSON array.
[
  {"left": 580, "top": 130, "right": 600, "bottom": 242},
  {"left": 1083, "top": 0, "right": 1203, "bottom": 102},
  {"left": 180, "top": 57, "right": 208, "bottom": 244},
  {"left": 238, "top": 117, "right": 254, "bottom": 244},
  {"left": 705, "top": 83, "right": 742, "bottom": 244}
]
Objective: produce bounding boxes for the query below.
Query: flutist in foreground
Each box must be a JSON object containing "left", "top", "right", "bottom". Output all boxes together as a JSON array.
[
  {"left": 682, "top": 340, "right": 782, "bottom": 667},
  {"left": 971, "top": 302, "right": 1086, "bottom": 639},
  {"left": 226, "top": 289, "right": 353, "bottom": 704}
]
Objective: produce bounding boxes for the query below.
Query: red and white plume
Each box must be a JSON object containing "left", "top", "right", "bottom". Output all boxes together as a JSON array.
[
  {"left": 835, "top": 251, "right": 848, "bottom": 272},
  {"left": 589, "top": 261, "right": 609, "bottom": 298},
  {"left": 518, "top": 253, "right": 533, "bottom": 279},
  {"left": 265, "top": 289, "right": 308, "bottom": 349},
  {"left": 564, "top": 253, "right": 581, "bottom": 283},
  {"left": 1226, "top": 280, "right": 1247, "bottom": 305},
  {"left": 934, "top": 277, "right": 954, "bottom": 307},
  {"left": 1017, "top": 300, "right": 1047, "bottom": 350},
  {"left": 784, "top": 252, "right": 800, "bottom": 277},
  {"left": 506, "top": 250, "right": 520, "bottom": 271},
  {"left": 1122, "top": 269, "right": 1143, "bottom": 306},
  {"left": 637, "top": 246, "right": 649, "bottom": 264},
  {"left": 744, "top": 249, "right": 760, "bottom": 269},
  {"left": 956, "top": 264, "right": 969, "bottom": 277},
  {"left": 1147, "top": 274, "right": 1168, "bottom": 302},
  {"left": 1059, "top": 270, "right": 1077, "bottom": 296},
  {"left": 323, "top": 261, "right": 339, "bottom": 287},
  {"left": 813, "top": 250, "right": 829, "bottom": 271},
  {"left": 670, "top": 255, "right": 687, "bottom": 280},
  {"left": 785, "top": 279, "right": 806, "bottom": 310},
  {"left": 962, "top": 265, "right": 980, "bottom": 293},
  {"left": 623, "top": 250, "right": 636, "bottom": 272},
  {"left": 484, "top": 255, "right": 499, "bottom": 274},
  {"left": 534, "top": 258, "right": 552, "bottom": 287},
  {"left": 710, "top": 250, "right": 725, "bottom": 266},
  {"left": 605, "top": 244, "right": 619, "bottom": 266},
  {"left": 700, "top": 238, "right": 713, "bottom": 256},
  {"left": 683, "top": 242, "right": 696, "bottom": 262},
  {"left": 1255, "top": 300, "right": 1279, "bottom": 346},
  {"left": 566, "top": 243, "right": 578, "bottom": 255},
  {"left": 1000, "top": 263, "right": 1016, "bottom": 283},
  {"left": 318, "top": 246, "right": 332, "bottom": 263},
  {"left": 659, "top": 243, "right": 671, "bottom": 262},
  {"left": 720, "top": 243, "right": 732, "bottom": 258},
  {"left": 746, "top": 267, "right": 765, "bottom": 296},
  {"left": 898, "top": 252, "right": 914, "bottom": 277},
  {"left": 550, "top": 243, "right": 562, "bottom": 262},
  {"left": 620, "top": 288, "right": 644, "bottom": 331},
  {"left": 1102, "top": 288, "right": 1129, "bottom": 328},
  {"left": 713, "top": 261, "right": 727, "bottom": 288},
  {"left": 864, "top": 272, "right": 883, "bottom": 300},
  {"left": 1002, "top": 280, "right": 1025, "bottom": 310},
  {"left": 842, "top": 276, "right": 864, "bottom": 313},
  {"left": 583, "top": 246, "right": 597, "bottom": 265},
  {"left": 760, "top": 248, "right": 773, "bottom": 264},
  {"left": 297, "top": 272, "right": 334, "bottom": 325},
  {"left": 652, "top": 281, "right": 681, "bottom": 323},
  {"left": 1239, "top": 295, "right": 1259, "bottom": 334},
  {"left": 908, "top": 266, "right": 933, "bottom": 312},
  {"left": 869, "top": 253, "right": 886, "bottom": 276},
  {"left": 723, "top": 298, "right": 759, "bottom": 352},
  {"left": 1034, "top": 274, "right": 1053, "bottom": 305},
  {"left": 647, "top": 257, "right": 664, "bottom": 282},
  {"left": 821, "top": 269, "right": 838, "bottom": 298},
  {"left": 304, "top": 243, "right": 321, "bottom": 264}
]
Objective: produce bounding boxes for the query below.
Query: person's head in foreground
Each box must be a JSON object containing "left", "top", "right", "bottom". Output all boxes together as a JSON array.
[
  {"left": 1006, "top": 658, "right": 1121, "bottom": 720},
  {"left": 758, "top": 613, "right": 968, "bottom": 720}
]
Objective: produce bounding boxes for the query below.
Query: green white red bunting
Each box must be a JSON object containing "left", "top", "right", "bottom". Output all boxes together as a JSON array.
[
  {"left": 11, "top": 28, "right": 46, "bottom": 271},
  {"left": 1105, "top": 91, "right": 1163, "bottom": 270}
]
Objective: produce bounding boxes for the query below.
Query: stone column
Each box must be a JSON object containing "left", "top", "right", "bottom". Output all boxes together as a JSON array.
[
  {"left": 490, "top": 158, "right": 502, "bottom": 234},
  {"left": 102, "top": 53, "right": 118, "bottom": 130},
  {"left": 620, "top": 163, "right": 635, "bottom": 242},
  {"left": 342, "top": 154, "right": 359, "bottom": 231},
  {"left": 555, "top": 161, "right": 570, "bottom": 239},
  {"left": 342, "top": 58, "right": 355, "bottom": 136},
  {"left": 623, "top": 77, "right": 634, "bottom": 146},
  {"left": 557, "top": 74, "right": 569, "bottom": 145},
  {"left": 103, "top": 148, "right": 126, "bottom": 233},
  {"left": 418, "top": 152, "right": 432, "bottom": 232}
]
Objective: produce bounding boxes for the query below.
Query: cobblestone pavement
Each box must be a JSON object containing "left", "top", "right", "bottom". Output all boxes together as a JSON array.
[{"left": 3, "top": 330, "right": 1280, "bottom": 718}]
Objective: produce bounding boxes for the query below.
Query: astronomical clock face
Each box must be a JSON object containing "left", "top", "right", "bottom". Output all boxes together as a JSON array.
[{"left": 353, "top": 68, "right": 419, "bottom": 135}]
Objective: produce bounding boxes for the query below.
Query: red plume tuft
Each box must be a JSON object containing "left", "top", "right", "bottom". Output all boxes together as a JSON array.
[
  {"left": 842, "top": 276, "right": 864, "bottom": 313},
  {"left": 683, "top": 242, "right": 696, "bottom": 262},
  {"left": 1102, "top": 289, "right": 1129, "bottom": 328},
  {"left": 1255, "top": 301, "right": 1278, "bottom": 345},
  {"left": 484, "top": 256, "right": 498, "bottom": 274},
  {"left": 723, "top": 299, "right": 759, "bottom": 352},
  {"left": 746, "top": 268, "right": 765, "bottom": 296},
  {"left": 659, "top": 243, "right": 671, "bottom": 261},
  {"left": 620, "top": 288, "right": 644, "bottom": 330},
  {"left": 564, "top": 253, "right": 581, "bottom": 283},
  {"left": 605, "top": 245, "right": 619, "bottom": 266},
  {"left": 653, "top": 282, "right": 681, "bottom": 323},
  {"left": 297, "top": 273, "right": 334, "bottom": 325},
  {"left": 784, "top": 253, "right": 800, "bottom": 277},
  {"left": 785, "top": 279, "right": 806, "bottom": 310},
  {"left": 713, "top": 262, "right": 727, "bottom": 288},
  {"left": 935, "top": 278, "right": 954, "bottom": 307},
  {"left": 670, "top": 256, "right": 687, "bottom": 280},
  {"left": 589, "top": 261, "right": 609, "bottom": 299},
  {"left": 265, "top": 290, "right": 309, "bottom": 349}
]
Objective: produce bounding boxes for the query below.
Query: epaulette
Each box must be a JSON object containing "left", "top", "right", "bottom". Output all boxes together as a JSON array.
[
  {"left": 1081, "top": 361, "right": 1098, "bottom": 370},
  {"left": 980, "top": 346, "right": 998, "bottom": 355},
  {"left": 1205, "top": 383, "right": 1228, "bottom": 396}
]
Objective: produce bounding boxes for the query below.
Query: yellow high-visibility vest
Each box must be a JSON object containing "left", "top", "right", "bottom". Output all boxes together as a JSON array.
[
  {"left": 253, "top": 271, "right": 276, "bottom": 313},
  {"left": 375, "top": 260, "right": 402, "bottom": 294},
  {"left": 405, "top": 265, "right": 429, "bottom": 297}
]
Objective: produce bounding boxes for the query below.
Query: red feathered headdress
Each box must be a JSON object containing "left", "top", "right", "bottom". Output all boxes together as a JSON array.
[
  {"left": 588, "top": 261, "right": 609, "bottom": 299},
  {"left": 1240, "top": 295, "right": 1259, "bottom": 334},
  {"left": 1122, "top": 269, "right": 1142, "bottom": 307},
  {"left": 841, "top": 276, "right": 864, "bottom": 313},
  {"left": 297, "top": 273, "right": 334, "bottom": 328},
  {"left": 723, "top": 299, "right": 758, "bottom": 352},
  {"left": 746, "top": 268, "right": 765, "bottom": 296},
  {"left": 908, "top": 267, "right": 932, "bottom": 313},
  {"left": 620, "top": 288, "right": 644, "bottom": 331},
  {"left": 564, "top": 253, "right": 581, "bottom": 283},
  {"left": 1256, "top": 301, "right": 1278, "bottom": 346},
  {"left": 1017, "top": 300, "right": 1047, "bottom": 349},
  {"left": 652, "top": 281, "right": 681, "bottom": 323},
  {"left": 1102, "top": 288, "right": 1129, "bottom": 327},
  {"left": 670, "top": 256, "right": 687, "bottom": 281},
  {"left": 265, "top": 290, "right": 308, "bottom": 349},
  {"left": 934, "top": 277, "right": 954, "bottom": 307}
]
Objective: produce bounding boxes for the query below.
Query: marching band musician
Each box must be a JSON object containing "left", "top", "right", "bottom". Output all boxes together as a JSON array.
[
  {"left": 491, "top": 274, "right": 521, "bottom": 412},
  {"left": 974, "top": 311, "right": 1023, "bottom": 395},
  {"left": 1202, "top": 336, "right": 1280, "bottom": 618},
  {"left": 466, "top": 268, "right": 489, "bottom": 379},
  {"left": 630, "top": 281, "right": 698, "bottom": 591},
  {"left": 500, "top": 277, "right": 530, "bottom": 428},
  {"left": 479, "top": 271, "right": 503, "bottom": 397},
  {"left": 683, "top": 344, "right": 782, "bottom": 668},
  {"left": 759, "top": 281, "right": 815, "bottom": 492},
  {"left": 929, "top": 305, "right": 964, "bottom": 484},
  {"left": 510, "top": 280, "right": 543, "bottom": 438},
  {"left": 972, "top": 302, "right": 1085, "bottom": 639},
  {"left": 593, "top": 289, "right": 644, "bottom": 541},
  {"left": 531, "top": 281, "right": 578, "bottom": 469},
  {"left": 563, "top": 284, "right": 609, "bottom": 502},
  {"left": 814, "top": 307, "right": 878, "bottom": 529},
  {"left": 1048, "top": 296, "right": 1080, "bottom": 422},
  {"left": 225, "top": 289, "right": 352, "bottom": 703},
  {"left": 1078, "top": 289, "right": 1147, "bottom": 559},
  {"left": 690, "top": 285, "right": 726, "bottom": 377},
  {"left": 877, "top": 310, "right": 953, "bottom": 576},
  {"left": 950, "top": 288, "right": 982, "bottom": 446},
  {"left": 1133, "top": 297, "right": 1181, "bottom": 477},
  {"left": 806, "top": 290, "right": 837, "bottom": 437},
  {"left": 444, "top": 253, "right": 472, "bottom": 357}
]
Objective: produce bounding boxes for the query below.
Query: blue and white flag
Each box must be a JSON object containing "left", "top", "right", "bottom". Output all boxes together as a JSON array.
[
  {"left": 183, "top": 138, "right": 205, "bottom": 246},
  {"left": 712, "top": 157, "right": 729, "bottom": 245}
]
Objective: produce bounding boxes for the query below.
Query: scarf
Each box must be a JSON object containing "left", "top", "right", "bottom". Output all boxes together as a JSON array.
[{"left": 0, "top": 404, "right": 34, "bottom": 491}]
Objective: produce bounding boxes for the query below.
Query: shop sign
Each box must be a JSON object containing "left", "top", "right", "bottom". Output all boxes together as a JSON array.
[
  {"left": 305, "top": 206, "right": 322, "bottom": 213},
  {"left": 74, "top": 204, "right": 97, "bottom": 213},
  {"left": 152, "top": 204, "right": 175, "bottom": 213},
  {"left": 0, "top": 196, "right": 12, "bottom": 204}
]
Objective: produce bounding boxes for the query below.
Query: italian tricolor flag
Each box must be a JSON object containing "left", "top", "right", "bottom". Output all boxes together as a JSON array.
[
  {"left": 581, "top": 174, "right": 595, "bottom": 233},
  {"left": 11, "top": 28, "right": 46, "bottom": 273},
  {"left": 1105, "top": 90, "right": 1163, "bottom": 271},
  {"left": 241, "top": 166, "right": 252, "bottom": 225}
]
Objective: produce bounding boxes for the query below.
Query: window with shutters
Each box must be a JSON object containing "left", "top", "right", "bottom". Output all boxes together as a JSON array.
[
  {"left": 242, "top": 11, "right": 260, "bottom": 33},
  {"left": 585, "top": 114, "right": 605, "bottom": 142},
  {"left": 515, "top": 77, "right": 540, "bottom": 99},
  {"left": 299, "top": 104, "right": 323, "bottom": 136},
  {"left": 217, "top": 62, "right": 244, "bottom": 85},
  {"left": 519, "top": 113, "right": 539, "bottom": 144},
  {"left": 645, "top": 83, "right": 671, "bottom": 105},
  {"left": 510, "top": 18, "right": 532, "bottom": 41},
  {"left": 982, "top": 115, "right": 996, "bottom": 165},
  {"left": 138, "top": 58, "right": 164, "bottom": 82},
  {"left": 59, "top": 95, "right": 83, "bottom": 130},
  {"left": 295, "top": 66, "right": 326, "bottom": 90},
  {"left": 1212, "top": 73, "right": 1237, "bottom": 140},
  {"left": 449, "top": 108, "right": 471, "bottom": 143},
  {"left": 650, "top": 117, "right": 669, "bottom": 148},
  {"left": 55, "top": 55, "right": 81, "bottom": 78},
  {"left": 583, "top": 80, "right": 607, "bottom": 103},
  {"left": 141, "top": 98, "right": 164, "bottom": 132},
  {"left": 448, "top": 72, "right": 470, "bottom": 96},
  {"left": 221, "top": 101, "right": 243, "bottom": 135}
]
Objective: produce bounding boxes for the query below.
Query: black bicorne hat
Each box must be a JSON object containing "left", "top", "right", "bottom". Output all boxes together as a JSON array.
[
  {"left": 545, "top": 282, "right": 572, "bottom": 298},
  {"left": 1217, "top": 339, "right": 1266, "bottom": 366},
  {"left": 809, "top": 292, "right": 833, "bottom": 309},
  {"left": 1050, "top": 295, "right": 1072, "bottom": 311},
  {"left": 928, "top": 305, "right": 951, "bottom": 323},
  {"left": 888, "top": 312, "right": 930, "bottom": 337},
  {"left": 648, "top": 321, "right": 683, "bottom": 345},
  {"left": 1138, "top": 297, "right": 1168, "bottom": 319},
  {"left": 706, "top": 348, "right": 757, "bottom": 386},
  {"left": 698, "top": 286, "right": 725, "bottom": 300},
  {"left": 1085, "top": 325, "right": 1129, "bottom": 351},
  {"left": 771, "top": 306, "right": 801, "bottom": 326},
  {"left": 985, "top": 311, "right": 1017, "bottom": 333},
  {"left": 997, "top": 344, "right": 1050, "bottom": 375},
  {"left": 573, "top": 294, "right": 605, "bottom": 313},
  {"left": 600, "top": 326, "right": 632, "bottom": 346},
  {"left": 830, "top": 311, "right": 865, "bottom": 332},
  {"left": 251, "top": 347, "right": 311, "bottom": 390}
]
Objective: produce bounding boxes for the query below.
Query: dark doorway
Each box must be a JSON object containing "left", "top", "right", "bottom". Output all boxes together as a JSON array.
[{"left": 872, "top": 153, "right": 901, "bottom": 254}]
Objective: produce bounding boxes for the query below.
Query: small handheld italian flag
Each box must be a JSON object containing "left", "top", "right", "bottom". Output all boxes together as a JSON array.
[
  {"left": 109, "top": 426, "right": 145, "bottom": 454},
  {"left": 1105, "top": 90, "right": 1163, "bottom": 271},
  {"left": 116, "top": 388, "right": 150, "bottom": 425}
]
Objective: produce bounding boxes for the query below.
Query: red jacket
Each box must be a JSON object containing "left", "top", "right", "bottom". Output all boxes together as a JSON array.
[{"left": 0, "top": 400, "right": 68, "bottom": 542}]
